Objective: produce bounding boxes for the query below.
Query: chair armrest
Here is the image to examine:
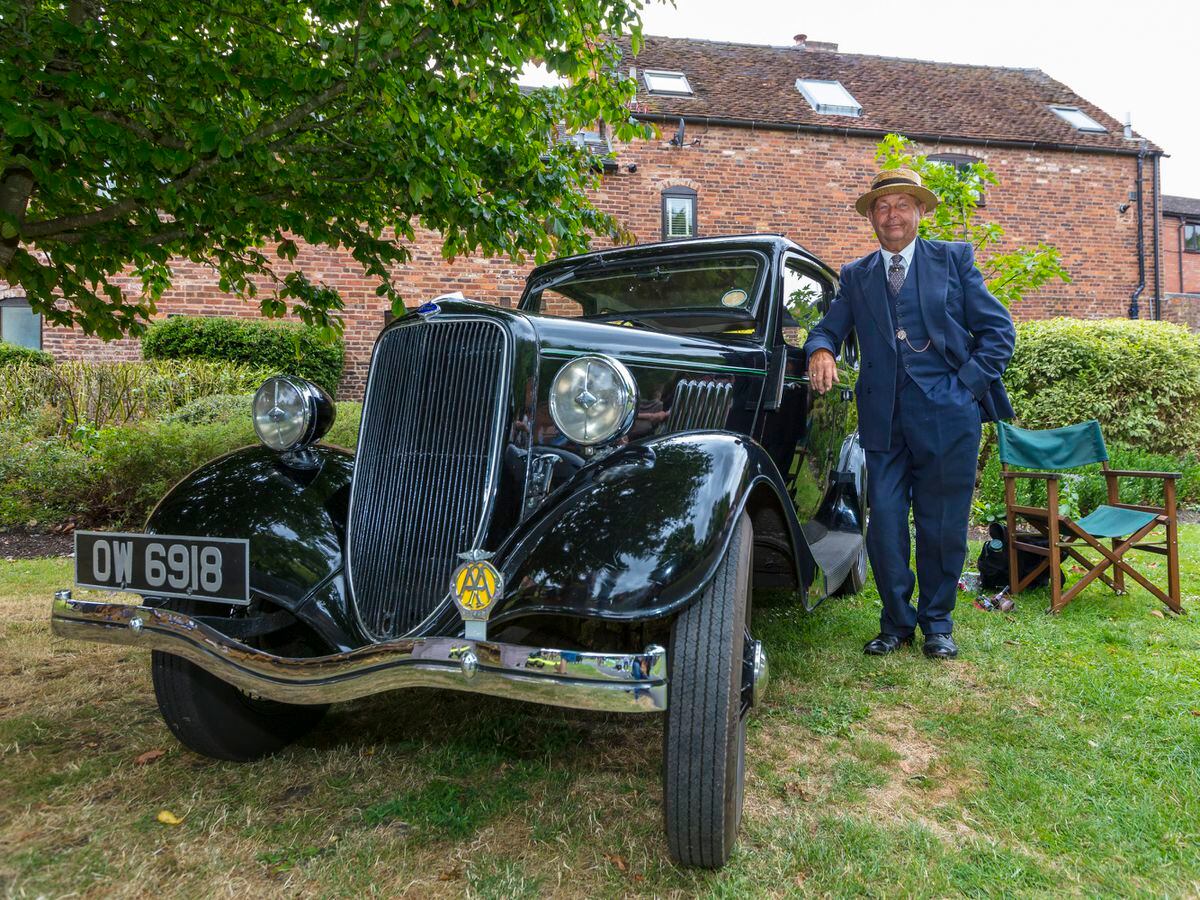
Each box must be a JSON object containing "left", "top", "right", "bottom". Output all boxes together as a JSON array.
[
  {"left": 1103, "top": 469, "right": 1181, "bottom": 480},
  {"left": 1001, "top": 472, "right": 1058, "bottom": 480}
]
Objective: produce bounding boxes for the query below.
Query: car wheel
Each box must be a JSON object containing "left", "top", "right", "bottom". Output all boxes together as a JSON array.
[
  {"left": 662, "top": 510, "right": 754, "bottom": 868},
  {"left": 151, "top": 601, "right": 328, "bottom": 762}
]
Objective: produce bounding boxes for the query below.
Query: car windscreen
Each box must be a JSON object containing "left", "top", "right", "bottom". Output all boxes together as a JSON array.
[{"left": 523, "top": 253, "right": 765, "bottom": 335}]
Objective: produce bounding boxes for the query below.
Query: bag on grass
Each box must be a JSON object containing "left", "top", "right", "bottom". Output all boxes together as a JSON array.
[{"left": 977, "top": 522, "right": 1063, "bottom": 590}]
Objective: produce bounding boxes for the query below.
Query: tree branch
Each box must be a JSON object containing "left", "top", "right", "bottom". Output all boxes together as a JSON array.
[
  {"left": 91, "top": 111, "right": 188, "bottom": 150},
  {"left": 0, "top": 164, "right": 35, "bottom": 273}
]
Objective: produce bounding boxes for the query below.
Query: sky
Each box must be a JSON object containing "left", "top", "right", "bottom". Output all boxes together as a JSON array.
[{"left": 635, "top": 0, "right": 1200, "bottom": 199}]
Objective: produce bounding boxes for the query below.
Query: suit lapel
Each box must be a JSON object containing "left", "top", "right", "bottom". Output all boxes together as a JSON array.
[
  {"left": 917, "top": 238, "right": 948, "bottom": 359},
  {"left": 860, "top": 250, "right": 894, "bottom": 345}
]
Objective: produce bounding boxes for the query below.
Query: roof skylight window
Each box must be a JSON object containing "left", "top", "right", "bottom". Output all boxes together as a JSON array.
[
  {"left": 795, "top": 79, "right": 862, "bottom": 117},
  {"left": 1049, "top": 105, "right": 1107, "bottom": 133},
  {"left": 643, "top": 70, "right": 693, "bottom": 96}
]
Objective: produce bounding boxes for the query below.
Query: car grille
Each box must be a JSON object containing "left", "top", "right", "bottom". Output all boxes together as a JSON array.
[
  {"left": 347, "top": 317, "right": 509, "bottom": 639},
  {"left": 663, "top": 379, "right": 733, "bottom": 432}
]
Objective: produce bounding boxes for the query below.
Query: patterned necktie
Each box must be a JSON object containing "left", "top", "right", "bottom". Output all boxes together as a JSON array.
[{"left": 887, "top": 253, "right": 906, "bottom": 298}]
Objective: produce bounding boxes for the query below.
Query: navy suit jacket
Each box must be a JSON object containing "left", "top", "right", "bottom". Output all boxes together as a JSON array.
[{"left": 803, "top": 238, "right": 1016, "bottom": 452}]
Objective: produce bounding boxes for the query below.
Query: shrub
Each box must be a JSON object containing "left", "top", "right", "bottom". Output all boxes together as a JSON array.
[
  {"left": 161, "top": 393, "right": 254, "bottom": 426},
  {"left": 1005, "top": 318, "right": 1200, "bottom": 456},
  {"left": 0, "top": 359, "right": 273, "bottom": 434},
  {"left": 0, "top": 401, "right": 364, "bottom": 530},
  {"left": 0, "top": 342, "right": 52, "bottom": 367},
  {"left": 141, "top": 316, "right": 344, "bottom": 395}
]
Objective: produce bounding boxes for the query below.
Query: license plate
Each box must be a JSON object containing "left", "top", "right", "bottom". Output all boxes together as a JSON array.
[{"left": 74, "top": 531, "right": 250, "bottom": 605}]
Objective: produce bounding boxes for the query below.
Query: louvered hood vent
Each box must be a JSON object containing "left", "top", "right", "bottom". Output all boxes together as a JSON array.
[{"left": 663, "top": 379, "right": 734, "bottom": 433}]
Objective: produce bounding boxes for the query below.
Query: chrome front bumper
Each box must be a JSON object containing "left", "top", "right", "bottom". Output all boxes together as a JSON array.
[{"left": 50, "top": 591, "right": 667, "bottom": 713}]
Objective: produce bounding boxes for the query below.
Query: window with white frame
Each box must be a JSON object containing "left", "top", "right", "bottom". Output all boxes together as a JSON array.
[
  {"left": 794, "top": 79, "right": 862, "bottom": 117},
  {"left": 0, "top": 298, "right": 42, "bottom": 350},
  {"left": 661, "top": 186, "right": 697, "bottom": 239},
  {"left": 643, "top": 70, "right": 693, "bottom": 96},
  {"left": 1049, "top": 105, "right": 1107, "bottom": 133}
]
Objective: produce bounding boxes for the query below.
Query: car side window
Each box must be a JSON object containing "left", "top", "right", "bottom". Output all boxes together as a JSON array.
[
  {"left": 781, "top": 258, "right": 832, "bottom": 349},
  {"left": 537, "top": 289, "right": 587, "bottom": 318}
]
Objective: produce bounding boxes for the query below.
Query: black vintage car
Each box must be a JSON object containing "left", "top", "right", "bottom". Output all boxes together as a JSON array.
[{"left": 51, "top": 234, "right": 866, "bottom": 868}]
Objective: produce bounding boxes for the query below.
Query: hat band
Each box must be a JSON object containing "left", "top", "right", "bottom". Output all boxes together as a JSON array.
[{"left": 872, "top": 177, "right": 919, "bottom": 189}]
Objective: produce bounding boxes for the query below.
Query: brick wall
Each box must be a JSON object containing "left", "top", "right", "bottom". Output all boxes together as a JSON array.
[
  {"left": 41, "top": 124, "right": 1163, "bottom": 399},
  {"left": 1163, "top": 214, "right": 1200, "bottom": 296}
]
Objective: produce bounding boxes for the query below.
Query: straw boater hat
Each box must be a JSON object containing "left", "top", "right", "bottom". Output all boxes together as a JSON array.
[{"left": 854, "top": 167, "right": 939, "bottom": 218}]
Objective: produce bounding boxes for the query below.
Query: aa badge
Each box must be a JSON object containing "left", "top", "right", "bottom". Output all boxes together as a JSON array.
[{"left": 451, "top": 551, "right": 502, "bottom": 639}]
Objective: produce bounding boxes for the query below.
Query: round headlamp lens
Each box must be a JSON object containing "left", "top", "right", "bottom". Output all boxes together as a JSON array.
[
  {"left": 549, "top": 355, "right": 636, "bottom": 446},
  {"left": 253, "top": 377, "right": 311, "bottom": 451}
]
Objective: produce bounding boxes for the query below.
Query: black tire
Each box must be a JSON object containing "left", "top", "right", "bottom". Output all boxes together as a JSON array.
[
  {"left": 151, "top": 601, "right": 328, "bottom": 762},
  {"left": 663, "top": 511, "right": 753, "bottom": 869}
]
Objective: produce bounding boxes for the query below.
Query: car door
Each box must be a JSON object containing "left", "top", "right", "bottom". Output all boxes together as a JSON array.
[{"left": 758, "top": 255, "right": 857, "bottom": 521}]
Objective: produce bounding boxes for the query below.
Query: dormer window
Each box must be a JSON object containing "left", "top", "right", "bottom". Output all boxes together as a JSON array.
[
  {"left": 1049, "top": 105, "right": 1107, "bottom": 133},
  {"left": 795, "top": 79, "right": 862, "bottom": 117},
  {"left": 644, "top": 70, "right": 693, "bottom": 96}
]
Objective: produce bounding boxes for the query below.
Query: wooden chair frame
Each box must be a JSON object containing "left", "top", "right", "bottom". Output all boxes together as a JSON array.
[{"left": 1002, "top": 463, "right": 1182, "bottom": 614}]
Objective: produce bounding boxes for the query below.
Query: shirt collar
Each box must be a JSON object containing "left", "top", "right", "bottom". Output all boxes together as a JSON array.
[{"left": 879, "top": 238, "right": 917, "bottom": 271}]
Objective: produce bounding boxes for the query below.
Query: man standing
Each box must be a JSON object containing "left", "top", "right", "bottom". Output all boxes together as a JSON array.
[{"left": 804, "top": 168, "right": 1016, "bottom": 659}]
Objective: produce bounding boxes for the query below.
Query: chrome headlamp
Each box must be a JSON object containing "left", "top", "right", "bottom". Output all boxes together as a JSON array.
[
  {"left": 548, "top": 355, "right": 637, "bottom": 446},
  {"left": 252, "top": 376, "right": 336, "bottom": 452}
]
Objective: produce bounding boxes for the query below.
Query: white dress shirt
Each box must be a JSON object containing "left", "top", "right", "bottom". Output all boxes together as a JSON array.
[{"left": 879, "top": 239, "right": 917, "bottom": 282}]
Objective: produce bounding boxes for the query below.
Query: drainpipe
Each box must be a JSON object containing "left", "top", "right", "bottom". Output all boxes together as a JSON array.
[
  {"left": 1152, "top": 153, "right": 1162, "bottom": 319},
  {"left": 1129, "top": 142, "right": 1146, "bottom": 319}
]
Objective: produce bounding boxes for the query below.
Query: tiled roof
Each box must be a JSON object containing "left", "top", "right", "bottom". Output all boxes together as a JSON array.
[
  {"left": 1163, "top": 195, "right": 1200, "bottom": 218},
  {"left": 617, "top": 35, "right": 1160, "bottom": 154}
]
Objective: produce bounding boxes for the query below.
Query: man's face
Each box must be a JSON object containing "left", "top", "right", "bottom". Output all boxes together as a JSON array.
[{"left": 869, "top": 192, "right": 924, "bottom": 251}]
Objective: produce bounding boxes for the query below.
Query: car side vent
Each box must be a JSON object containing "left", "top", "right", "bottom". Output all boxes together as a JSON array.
[{"left": 663, "top": 379, "right": 733, "bottom": 432}]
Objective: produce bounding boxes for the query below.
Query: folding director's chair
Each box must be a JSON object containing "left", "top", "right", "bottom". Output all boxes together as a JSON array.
[{"left": 996, "top": 420, "right": 1182, "bottom": 615}]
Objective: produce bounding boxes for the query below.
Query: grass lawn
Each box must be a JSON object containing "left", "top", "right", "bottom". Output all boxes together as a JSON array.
[{"left": 2, "top": 530, "right": 1199, "bottom": 898}]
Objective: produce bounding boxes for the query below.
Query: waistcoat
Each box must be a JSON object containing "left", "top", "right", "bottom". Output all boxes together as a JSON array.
[{"left": 891, "top": 259, "right": 955, "bottom": 398}]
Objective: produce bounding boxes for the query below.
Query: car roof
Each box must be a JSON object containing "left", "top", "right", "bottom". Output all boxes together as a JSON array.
[{"left": 526, "top": 233, "right": 827, "bottom": 282}]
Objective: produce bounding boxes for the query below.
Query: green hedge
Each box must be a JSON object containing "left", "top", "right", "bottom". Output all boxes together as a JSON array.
[
  {"left": 141, "top": 316, "right": 345, "bottom": 396},
  {"left": 0, "top": 403, "right": 362, "bottom": 530},
  {"left": 0, "top": 359, "right": 274, "bottom": 435},
  {"left": 1004, "top": 318, "right": 1200, "bottom": 456},
  {"left": 0, "top": 342, "right": 52, "bottom": 367},
  {"left": 160, "top": 392, "right": 254, "bottom": 426},
  {"left": 971, "top": 318, "right": 1200, "bottom": 523}
]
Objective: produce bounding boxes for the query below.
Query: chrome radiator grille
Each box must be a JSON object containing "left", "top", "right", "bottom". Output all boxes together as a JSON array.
[
  {"left": 347, "top": 318, "right": 509, "bottom": 639},
  {"left": 663, "top": 379, "right": 733, "bottom": 433}
]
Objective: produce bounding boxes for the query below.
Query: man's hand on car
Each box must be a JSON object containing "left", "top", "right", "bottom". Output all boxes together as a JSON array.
[{"left": 807, "top": 349, "right": 838, "bottom": 394}]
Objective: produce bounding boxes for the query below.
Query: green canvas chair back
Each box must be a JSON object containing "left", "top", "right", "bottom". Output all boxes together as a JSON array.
[{"left": 996, "top": 420, "right": 1109, "bottom": 470}]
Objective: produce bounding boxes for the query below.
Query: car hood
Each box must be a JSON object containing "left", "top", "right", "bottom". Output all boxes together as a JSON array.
[{"left": 529, "top": 314, "right": 767, "bottom": 378}]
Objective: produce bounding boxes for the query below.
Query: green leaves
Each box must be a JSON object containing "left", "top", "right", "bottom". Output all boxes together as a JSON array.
[
  {"left": 875, "top": 134, "right": 1071, "bottom": 308},
  {"left": 1, "top": 0, "right": 643, "bottom": 338}
]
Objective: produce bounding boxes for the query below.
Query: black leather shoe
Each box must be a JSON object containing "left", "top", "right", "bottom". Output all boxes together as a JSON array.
[
  {"left": 923, "top": 633, "right": 959, "bottom": 659},
  {"left": 863, "top": 633, "right": 913, "bottom": 655}
]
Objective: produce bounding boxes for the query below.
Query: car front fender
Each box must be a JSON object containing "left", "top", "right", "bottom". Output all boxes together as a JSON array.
[
  {"left": 491, "top": 432, "right": 815, "bottom": 625},
  {"left": 144, "top": 444, "right": 358, "bottom": 650}
]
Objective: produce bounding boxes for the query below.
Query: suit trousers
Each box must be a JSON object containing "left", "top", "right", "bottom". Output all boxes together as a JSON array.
[{"left": 865, "top": 375, "right": 982, "bottom": 637}]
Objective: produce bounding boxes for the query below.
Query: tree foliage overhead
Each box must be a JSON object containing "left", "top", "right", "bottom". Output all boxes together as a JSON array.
[
  {"left": 876, "top": 133, "right": 1071, "bottom": 308},
  {"left": 0, "top": 0, "right": 648, "bottom": 338}
]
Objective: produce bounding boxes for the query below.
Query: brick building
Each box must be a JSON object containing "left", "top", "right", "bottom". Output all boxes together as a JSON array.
[
  {"left": 6, "top": 34, "right": 1175, "bottom": 398},
  {"left": 1163, "top": 195, "right": 1200, "bottom": 328}
]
